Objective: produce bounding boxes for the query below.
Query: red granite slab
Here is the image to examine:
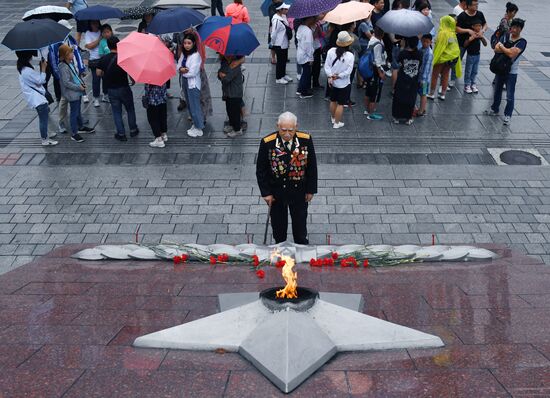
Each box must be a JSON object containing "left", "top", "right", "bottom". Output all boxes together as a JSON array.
[{"left": 0, "top": 243, "right": 547, "bottom": 396}]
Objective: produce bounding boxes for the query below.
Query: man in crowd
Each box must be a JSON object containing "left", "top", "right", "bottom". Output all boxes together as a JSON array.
[{"left": 256, "top": 112, "right": 318, "bottom": 244}]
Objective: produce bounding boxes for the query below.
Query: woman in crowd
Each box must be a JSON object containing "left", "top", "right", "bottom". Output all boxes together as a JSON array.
[
  {"left": 84, "top": 20, "right": 106, "bottom": 107},
  {"left": 491, "top": 2, "right": 518, "bottom": 48},
  {"left": 138, "top": 12, "right": 154, "bottom": 33},
  {"left": 17, "top": 51, "right": 57, "bottom": 146},
  {"left": 145, "top": 82, "right": 168, "bottom": 148},
  {"left": 271, "top": 3, "right": 292, "bottom": 84},
  {"left": 324, "top": 31, "right": 355, "bottom": 129},
  {"left": 179, "top": 33, "right": 205, "bottom": 137},
  {"left": 392, "top": 36, "right": 422, "bottom": 124},
  {"left": 58, "top": 44, "right": 95, "bottom": 143},
  {"left": 225, "top": 0, "right": 250, "bottom": 24},
  {"left": 219, "top": 56, "right": 245, "bottom": 138},
  {"left": 427, "top": 15, "right": 461, "bottom": 101}
]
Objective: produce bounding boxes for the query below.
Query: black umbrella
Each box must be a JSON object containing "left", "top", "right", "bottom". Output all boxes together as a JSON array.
[
  {"left": 1, "top": 19, "right": 69, "bottom": 51},
  {"left": 121, "top": 6, "right": 158, "bottom": 20}
]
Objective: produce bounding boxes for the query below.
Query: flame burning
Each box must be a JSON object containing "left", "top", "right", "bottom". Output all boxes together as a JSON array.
[{"left": 271, "top": 250, "right": 298, "bottom": 299}]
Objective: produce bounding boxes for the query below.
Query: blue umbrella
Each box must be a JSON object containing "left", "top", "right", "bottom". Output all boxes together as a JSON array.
[
  {"left": 198, "top": 16, "right": 260, "bottom": 56},
  {"left": 75, "top": 5, "right": 125, "bottom": 21},
  {"left": 260, "top": 0, "right": 295, "bottom": 17},
  {"left": 147, "top": 7, "right": 205, "bottom": 34}
]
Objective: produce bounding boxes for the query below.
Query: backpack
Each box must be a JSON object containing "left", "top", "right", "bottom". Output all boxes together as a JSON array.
[
  {"left": 358, "top": 41, "right": 381, "bottom": 80},
  {"left": 489, "top": 34, "right": 526, "bottom": 75},
  {"left": 490, "top": 19, "right": 507, "bottom": 49}
]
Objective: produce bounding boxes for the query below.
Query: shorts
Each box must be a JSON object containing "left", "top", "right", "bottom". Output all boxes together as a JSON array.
[
  {"left": 76, "top": 20, "right": 89, "bottom": 33},
  {"left": 391, "top": 45, "right": 401, "bottom": 70},
  {"left": 365, "top": 75, "right": 383, "bottom": 103},
  {"left": 418, "top": 81, "right": 429, "bottom": 96},
  {"left": 329, "top": 85, "right": 351, "bottom": 105}
]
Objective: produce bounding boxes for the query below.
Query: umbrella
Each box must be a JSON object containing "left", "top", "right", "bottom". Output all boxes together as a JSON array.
[
  {"left": 1, "top": 19, "right": 69, "bottom": 51},
  {"left": 22, "top": 5, "right": 74, "bottom": 22},
  {"left": 376, "top": 9, "right": 433, "bottom": 36},
  {"left": 260, "top": 0, "right": 295, "bottom": 17},
  {"left": 323, "top": 1, "right": 374, "bottom": 25},
  {"left": 198, "top": 16, "right": 260, "bottom": 56},
  {"left": 288, "top": 0, "right": 341, "bottom": 19},
  {"left": 117, "top": 32, "right": 176, "bottom": 85},
  {"left": 74, "top": 5, "right": 124, "bottom": 21},
  {"left": 147, "top": 7, "right": 206, "bottom": 35},
  {"left": 153, "top": 0, "right": 210, "bottom": 11},
  {"left": 121, "top": 6, "right": 158, "bottom": 20}
]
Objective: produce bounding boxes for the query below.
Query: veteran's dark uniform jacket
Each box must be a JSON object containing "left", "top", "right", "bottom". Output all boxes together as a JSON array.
[{"left": 256, "top": 131, "right": 318, "bottom": 197}]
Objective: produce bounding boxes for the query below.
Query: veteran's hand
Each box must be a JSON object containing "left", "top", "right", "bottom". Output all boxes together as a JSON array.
[
  {"left": 263, "top": 195, "right": 275, "bottom": 206},
  {"left": 305, "top": 193, "right": 314, "bottom": 202}
]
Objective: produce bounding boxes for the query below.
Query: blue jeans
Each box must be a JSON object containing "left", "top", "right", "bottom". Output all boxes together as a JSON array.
[
  {"left": 108, "top": 86, "right": 138, "bottom": 136},
  {"left": 491, "top": 73, "right": 518, "bottom": 117},
  {"left": 69, "top": 99, "right": 83, "bottom": 136},
  {"left": 36, "top": 103, "right": 49, "bottom": 140},
  {"left": 298, "top": 63, "right": 312, "bottom": 95},
  {"left": 450, "top": 46, "right": 466, "bottom": 81},
  {"left": 464, "top": 54, "right": 480, "bottom": 86},
  {"left": 184, "top": 84, "right": 205, "bottom": 130},
  {"left": 89, "top": 66, "right": 103, "bottom": 98}
]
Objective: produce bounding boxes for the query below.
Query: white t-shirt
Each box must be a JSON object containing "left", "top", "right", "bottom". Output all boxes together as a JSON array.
[
  {"left": 84, "top": 31, "right": 101, "bottom": 60},
  {"left": 453, "top": 5, "right": 464, "bottom": 17}
]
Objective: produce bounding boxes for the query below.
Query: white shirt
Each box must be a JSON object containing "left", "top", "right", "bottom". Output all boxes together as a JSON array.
[
  {"left": 324, "top": 48, "right": 354, "bottom": 88},
  {"left": 296, "top": 25, "right": 314, "bottom": 65},
  {"left": 179, "top": 52, "right": 202, "bottom": 90},
  {"left": 84, "top": 30, "right": 101, "bottom": 60},
  {"left": 19, "top": 67, "right": 47, "bottom": 109},
  {"left": 271, "top": 14, "right": 289, "bottom": 49},
  {"left": 453, "top": 5, "right": 464, "bottom": 17}
]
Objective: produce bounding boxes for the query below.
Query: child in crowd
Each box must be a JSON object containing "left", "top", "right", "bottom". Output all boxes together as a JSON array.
[
  {"left": 98, "top": 24, "right": 112, "bottom": 58},
  {"left": 417, "top": 33, "right": 433, "bottom": 116},
  {"left": 364, "top": 26, "right": 386, "bottom": 120},
  {"left": 219, "top": 56, "right": 245, "bottom": 138},
  {"left": 178, "top": 33, "right": 205, "bottom": 137},
  {"left": 463, "top": 20, "right": 486, "bottom": 94}
]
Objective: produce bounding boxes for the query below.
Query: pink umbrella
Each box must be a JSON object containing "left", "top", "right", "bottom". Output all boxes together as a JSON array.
[
  {"left": 117, "top": 31, "right": 176, "bottom": 86},
  {"left": 323, "top": 1, "right": 374, "bottom": 25}
]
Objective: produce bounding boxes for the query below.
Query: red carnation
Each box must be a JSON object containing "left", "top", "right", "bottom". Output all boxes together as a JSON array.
[
  {"left": 276, "top": 260, "right": 286, "bottom": 268},
  {"left": 181, "top": 254, "right": 189, "bottom": 262},
  {"left": 331, "top": 252, "right": 339, "bottom": 260},
  {"left": 328, "top": 258, "right": 334, "bottom": 266},
  {"left": 363, "top": 259, "right": 369, "bottom": 268},
  {"left": 316, "top": 259, "right": 323, "bottom": 267},
  {"left": 256, "top": 269, "right": 265, "bottom": 279},
  {"left": 217, "top": 255, "right": 224, "bottom": 262},
  {"left": 173, "top": 255, "right": 182, "bottom": 264},
  {"left": 341, "top": 259, "right": 348, "bottom": 267},
  {"left": 209, "top": 256, "right": 216, "bottom": 265},
  {"left": 310, "top": 258, "right": 315, "bottom": 266}
]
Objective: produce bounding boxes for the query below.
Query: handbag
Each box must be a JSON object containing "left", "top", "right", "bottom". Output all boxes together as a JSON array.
[
  {"left": 284, "top": 24, "right": 293, "bottom": 41},
  {"left": 29, "top": 85, "right": 54, "bottom": 105}
]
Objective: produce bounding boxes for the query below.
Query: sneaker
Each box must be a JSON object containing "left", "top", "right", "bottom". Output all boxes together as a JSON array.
[
  {"left": 295, "top": 91, "right": 302, "bottom": 96},
  {"left": 187, "top": 128, "right": 198, "bottom": 137},
  {"left": 332, "top": 121, "right": 345, "bottom": 129},
  {"left": 130, "top": 129, "right": 139, "bottom": 137},
  {"left": 283, "top": 75, "right": 293, "bottom": 82},
  {"left": 227, "top": 129, "right": 243, "bottom": 138},
  {"left": 101, "top": 94, "right": 110, "bottom": 103},
  {"left": 223, "top": 124, "right": 233, "bottom": 134},
  {"left": 471, "top": 84, "right": 479, "bottom": 93},
  {"left": 41, "top": 138, "right": 58, "bottom": 146},
  {"left": 405, "top": 119, "right": 414, "bottom": 125},
  {"left": 93, "top": 98, "right": 100, "bottom": 107},
  {"left": 484, "top": 109, "right": 498, "bottom": 116},
  {"left": 427, "top": 93, "right": 435, "bottom": 100},
  {"left": 464, "top": 85, "right": 472, "bottom": 94},
  {"left": 149, "top": 138, "right": 165, "bottom": 148},
  {"left": 71, "top": 133, "right": 84, "bottom": 143},
  {"left": 448, "top": 80, "right": 455, "bottom": 88},
  {"left": 503, "top": 115, "right": 511, "bottom": 125},
  {"left": 299, "top": 93, "right": 313, "bottom": 99},
  {"left": 79, "top": 126, "right": 95, "bottom": 134},
  {"left": 367, "top": 113, "right": 383, "bottom": 120},
  {"left": 114, "top": 134, "right": 127, "bottom": 142},
  {"left": 363, "top": 110, "right": 369, "bottom": 116},
  {"left": 276, "top": 78, "right": 289, "bottom": 85},
  {"left": 193, "top": 128, "right": 203, "bottom": 137},
  {"left": 438, "top": 94, "right": 445, "bottom": 101},
  {"left": 48, "top": 132, "right": 57, "bottom": 138},
  {"left": 82, "top": 95, "right": 90, "bottom": 103},
  {"left": 161, "top": 133, "right": 168, "bottom": 142}
]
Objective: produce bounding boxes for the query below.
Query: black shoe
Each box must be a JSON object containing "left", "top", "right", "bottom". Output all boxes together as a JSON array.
[
  {"left": 114, "top": 134, "right": 127, "bottom": 142},
  {"left": 130, "top": 129, "right": 139, "bottom": 137},
  {"left": 299, "top": 92, "right": 313, "bottom": 99},
  {"left": 71, "top": 133, "right": 84, "bottom": 143},
  {"left": 79, "top": 126, "right": 95, "bottom": 134}
]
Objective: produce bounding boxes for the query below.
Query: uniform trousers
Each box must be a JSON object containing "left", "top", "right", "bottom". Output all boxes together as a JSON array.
[{"left": 270, "top": 190, "right": 309, "bottom": 244}]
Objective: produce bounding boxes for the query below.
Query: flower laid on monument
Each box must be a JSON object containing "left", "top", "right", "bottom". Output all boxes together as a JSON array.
[{"left": 255, "top": 269, "right": 265, "bottom": 279}]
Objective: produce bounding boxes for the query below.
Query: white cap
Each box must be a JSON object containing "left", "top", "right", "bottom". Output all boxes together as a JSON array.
[
  {"left": 276, "top": 3, "right": 291, "bottom": 10},
  {"left": 58, "top": 19, "right": 73, "bottom": 30}
]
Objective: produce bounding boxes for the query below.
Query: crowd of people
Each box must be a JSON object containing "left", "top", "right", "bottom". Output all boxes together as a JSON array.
[
  {"left": 267, "top": 0, "right": 527, "bottom": 128},
  {"left": 16, "top": 0, "right": 527, "bottom": 147}
]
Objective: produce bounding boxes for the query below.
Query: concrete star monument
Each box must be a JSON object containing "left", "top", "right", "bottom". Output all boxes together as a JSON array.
[{"left": 134, "top": 251, "right": 444, "bottom": 393}]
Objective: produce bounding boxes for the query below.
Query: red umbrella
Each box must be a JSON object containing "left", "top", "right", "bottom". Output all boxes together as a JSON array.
[{"left": 117, "top": 31, "right": 176, "bottom": 86}]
